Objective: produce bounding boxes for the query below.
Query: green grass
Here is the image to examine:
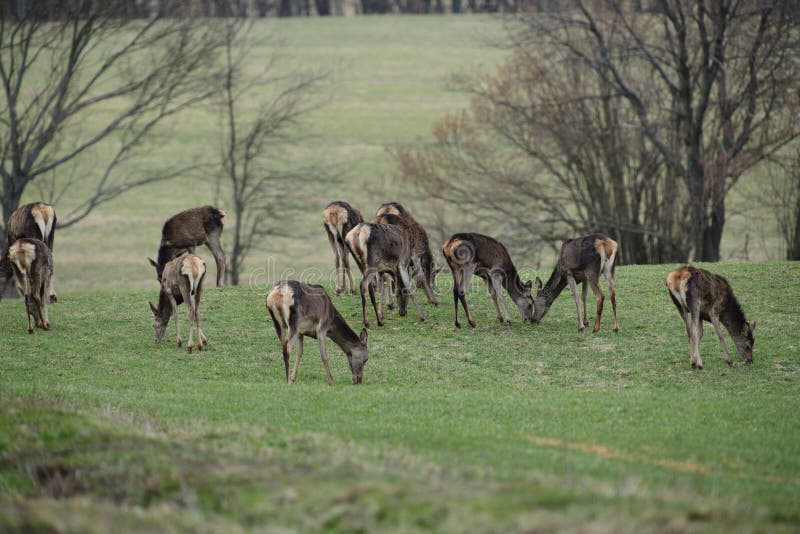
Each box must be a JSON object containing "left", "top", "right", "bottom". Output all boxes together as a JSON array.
[{"left": 2, "top": 261, "right": 798, "bottom": 531}]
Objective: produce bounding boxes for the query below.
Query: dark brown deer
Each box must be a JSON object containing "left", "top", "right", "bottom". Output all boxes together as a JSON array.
[
  {"left": 666, "top": 265, "right": 755, "bottom": 369},
  {"left": 345, "top": 221, "right": 426, "bottom": 328},
  {"left": 3, "top": 202, "right": 57, "bottom": 302},
  {"left": 374, "top": 202, "right": 440, "bottom": 307},
  {"left": 323, "top": 201, "right": 363, "bottom": 295},
  {"left": 156, "top": 206, "right": 226, "bottom": 287},
  {"left": 532, "top": 234, "right": 619, "bottom": 333},
  {"left": 267, "top": 280, "right": 368, "bottom": 385},
  {"left": 442, "top": 233, "right": 533, "bottom": 328},
  {"left": 8, "top": 238, "right": 53, "bottom": 333},
  {"left": 148, "top": 253, "right": 208, "bottom": 353}
]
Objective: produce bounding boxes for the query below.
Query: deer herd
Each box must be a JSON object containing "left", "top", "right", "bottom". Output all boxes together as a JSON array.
[{"left": 1, "top": 200, "right": 756, "bottom": 381}]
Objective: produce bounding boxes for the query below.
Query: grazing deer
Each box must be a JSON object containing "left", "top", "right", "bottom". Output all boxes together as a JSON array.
[
  {"left": 374, "top": 202, "right": 440, "bottom": 307},
  {"left": 345, "top": 221, "right": 426, "bottom": 328},
  {"left": 156, "top": 206, "right": 226, "bottom": 287},
  {"left": 266, "top": 280, "right": 368, "bottom": 385},
  {"left": 442, "top": 233, "right": 533, "bottom": 328},
  {"left": 4, "top": 202, "right": 57, "bottom": 302},
  {"left": 148, "top": 253, "right": 208, "bottom": 353},
  {"left": 666, "top": 266, "right": 755, "bottom": 369},
  {"left": 8, "top": 238, "right": 53, "bottom": 333},
  {"left": 532, "top": 234, "right": 619, "bottom": 333},
  {"left": 323, "top": 201, "right": 364, "bottom": 296}
]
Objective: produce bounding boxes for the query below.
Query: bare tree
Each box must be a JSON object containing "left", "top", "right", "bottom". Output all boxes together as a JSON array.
[
  {"left": 394, "top": 1, "right": 800, "bottom": 264},
  {"left": 0, "top": 0, "right": 227, "bottom": 236},
  {"left": 213, "top": 20, "right": 328, "bottom": 285},
  {"left": 517, "top": 1, "right": 800, "bottom": 261},
  {"left": 763, "top": 149, "right": 800, "bottom": 260}
]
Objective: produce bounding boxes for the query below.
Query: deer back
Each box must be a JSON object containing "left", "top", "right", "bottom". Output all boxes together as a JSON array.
[
  {"left": 157, "top": 205, "right": 225, "bottom": 267},
  {"left": 7, "top": 202, "right": 56, "bottom": 249},
  {"left": 346, "top": 222, "right": 409, "bottom": 273},
  {"left": 324, "top": 201, "right": 363, "bottom": 239}
]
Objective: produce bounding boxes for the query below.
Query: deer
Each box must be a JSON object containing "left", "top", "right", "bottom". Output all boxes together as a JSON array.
[
  {"left": 532, "top": 234, "right": 619, "bottom": 333},
  {"left": 323, "top": 201, "right": 364, "bottom": 296},
  {"left": 7, "top": 238, "right": 53, "bottom": 333},
  {"left": 266, "top": 280, "right": 368, "bottom": 385},
  {"left": 374, "top": 202, "right": 440, "bottom": 307},
  {"left": 441, "top": 233, "right": 534, "bottom": 328},
  {"left": 156, "top": 206, "right": 226, "bottom": 287},
  {"left": 3, "top": 202, "right": 57, "bottom": 302},
  {"left": 148, "top": 253, "right": 208, "bottom": 353},
  {"left": 666, "top": 265, "right": 755, "bottom": 369},
  {"left": 345, "top": 221, "right": 426, "bottom": 328}
]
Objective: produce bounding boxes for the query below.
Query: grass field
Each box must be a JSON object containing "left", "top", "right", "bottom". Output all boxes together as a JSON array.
[{"left": 1, "top": 261, "right": 798, "bottom": 531}]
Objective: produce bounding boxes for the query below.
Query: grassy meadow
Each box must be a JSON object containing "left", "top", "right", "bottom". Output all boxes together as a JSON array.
[
  {"left": 1, "top": 261, "right": 799, "bottom": 531},
  {"left": 2, "top": 14, "right": 799, "bottom": 533}
]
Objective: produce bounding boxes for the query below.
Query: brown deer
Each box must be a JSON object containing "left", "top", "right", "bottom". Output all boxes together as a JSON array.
[
  {"left": 266, "top": 280, "right": 368, "bottom": 385},
  {"left": 323, "top": 201, "right": 364, "bottom": 295},
  {"left": 3, "top": 202, "right": 57, "bottom": 302},
  {"left": 8, "top": 238, "right": 53, "bottom": 333},
  {"left": 666, "top": 265, "right": 755, "bottom": 369},
  {"left": 442, "top": 233, "right": 533, "bottom": 328},
  {"left": 345, "top": 221, "right": 426, "bottom": 328},
  {"left": 148, "top": 253, "right": 208, "bottom": 353},
  {"left": 156, "top": 206, "right": 226, "bottom": 287},
  {"left": 532, "top": 234, "right": 619, "bottom": 333},
  {"left": 374, "top": 202, "right": 440, "bottom": 307}
]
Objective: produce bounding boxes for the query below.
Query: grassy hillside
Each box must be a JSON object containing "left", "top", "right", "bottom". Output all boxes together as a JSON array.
[{"left": 1, "top": 261, "right": 798, "bottom": 531}]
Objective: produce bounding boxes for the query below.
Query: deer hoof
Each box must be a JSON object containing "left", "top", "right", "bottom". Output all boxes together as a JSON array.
[
  {"left": 455, "top": 321, "right": 461, "bottom": 328},
  {"left": 726, "top": 359, "right": 733, "bottom": 367},
  {"left": 49, "top": 294, "right": 58, "bottom": 303},
  {"left": 187, "top": 346, "right": 193, "bottom": 354},
  {"left": 468, "top": 320, "right": 477, "bottom": 328},
  {"left": 578, "top": 326, "right": 585, "bottom": 333},
  {"left": 613, "top": 326, "right": 619, "bottom": 333},
  {"left": 28, "top": 328, "right": 34, "bottom": 335},
  {"left": 177, "top": 340, "right": 182, "bottom": 347},
  {"left": 592, "top": 326, "right": 600, "bottom": 333}
]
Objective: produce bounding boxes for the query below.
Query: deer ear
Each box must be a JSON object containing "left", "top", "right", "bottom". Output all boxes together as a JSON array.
[
  {"left": 359, "top": 328, "right": 368, "bottom": 345},
  {"left": 750, "top": 321, "right": 756, "bottom": 333},
  {"left": 149, "top": 301, "right": 158, "bottom": 315},
  {"left": 535, "top": 277, "right": 543, "bottom": 291},
  {"left": 433, "top": 264, "right": 446, "bottom": 275},
  {"left": 148, "top": 257, "right": 158, "bottom": 269},
  {"left": 524, "top": 280, "right": 532, "bottom": 292}
]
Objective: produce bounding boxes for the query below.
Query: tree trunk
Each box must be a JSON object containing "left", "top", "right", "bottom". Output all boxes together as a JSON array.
[
  {"left": 701, "top": 197, "right": 724, "bottom": 262},
  {"left": 790, "top": 185, "right": 800, "bottom": 260}
]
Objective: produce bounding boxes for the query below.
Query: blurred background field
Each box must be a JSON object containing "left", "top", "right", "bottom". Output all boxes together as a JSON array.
[{"left": 17, "top": 14, "right": 781, "bottom": 294}]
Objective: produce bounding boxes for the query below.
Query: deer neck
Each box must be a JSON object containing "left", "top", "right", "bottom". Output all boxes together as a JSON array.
[
  {"left": 721, "top": 295, "right": 748, "bottom": 340},
  {"left": 543, "top": 266, "right": 568, "bottom": 307},
  {"left": 503, "top": 265, "right": 526, "bottom": 302},
  {"left": 154, "top": 290, "right": 173, "bottom": 324},
  {"left": 327, "top": 311, "right": 361, "bottom": 354}
]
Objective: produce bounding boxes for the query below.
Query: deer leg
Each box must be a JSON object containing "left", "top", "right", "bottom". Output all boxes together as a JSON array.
[
  {"left": 342, "top": 243, "right": 356, "bottom": 295},
  {"left": 581, "top": 282, "right": 589, "bottom": 327},
  {"left": 325, "top": 228, "right": 342, "bottom": 295},
  {"left": 490, "top": 274, "right": 512, "bottom": 324},
  {"left": 166, "top": 292, "right": 182, "bottom": 348},
  {"left": 709, "top": 314, "right": 733, "bottom": 366},
  {"left": 604, "top": 270, "right": 619, "bottom": 332},
  {"left": 458, "top": 267, "right": 476, "bottom": 328},
  {"left": 398, "top": 264, "right": 425, "bottom": 323},
  {"left": 590, "top": 276, "right": 605, "bottom": 333},
  {"left": 40, "top": 280, "right": 50, "bottom": 330},
  {"left": 22, "top": 292, "right": 34, "bottom": 334},
  {"left": 316, "top": 330, "right": 335, "bottom": 386},
  {"left": 289, "top": 334, "right": 304, "bottom": 383},
  {"left": 381, "top": 273, "right": 395, "bottom": 312},
  {"left": 48, "top": 273, "right": 57, "bottom": 303},
  {"left": 205, "top": 232, "right": 227, "bottom": 287},
  {"left": 280, "top": 335, "right": 291, "bottom": 382},
  {"left": 566, "top": 275, "right": 584, "bottom": 332},
  {"left": 689, "top": 304, "right": 704, "bottom": 370}
]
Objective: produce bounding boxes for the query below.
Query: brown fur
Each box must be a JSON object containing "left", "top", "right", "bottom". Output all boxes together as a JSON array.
[
  {"left": 534, "top": 234, "right": 619, "bottom": 333},
  {"left": 8, "top": 238, "right": 53, "bottom": 333},
  {"left": 373, "top": 202, "right": 440, "bottom": 307},
  {"left": 442, "top": 232, "right": 533, "bottom": 328},
  {"left": 157, "top": 206, "right": 226, "bottom": 287},
  {"left": 4, "top": 202, "right": 57, "bottom": 302},
  {"left": 149, "top": 253, "right": 208, "bottom": 353},
  {"left": 323, "top": 201, "right": 363, "bottom": 295},
  {"left": 345, "top": 221, "right": 426, "bottom": 328},
  {"left": 667, "top": 265, "right": 755, "bottom": 369},
  {"left": 266, "top": 280, "right": 368, "bottom": 385}
]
